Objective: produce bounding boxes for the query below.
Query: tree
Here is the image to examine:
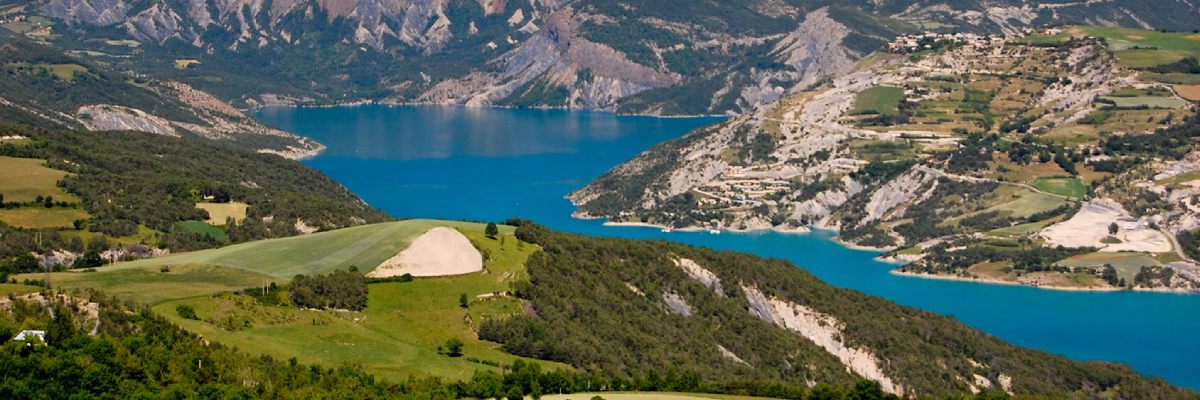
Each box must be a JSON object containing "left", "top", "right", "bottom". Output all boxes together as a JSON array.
[
  {"left": 485, "top": 222, "right": 500, "bottom": 239},
  {"left": 1109, "top": 222, "right": 1119, "bottom": 235},
  {"left": 459, "top": 293, "right": 469, "bottom": 308},
  {"left": 444, "top": 338, "right": 464, "bottom": 357},
  {"left": 505, "top": 386, "right": 523, "bottom": 400}
]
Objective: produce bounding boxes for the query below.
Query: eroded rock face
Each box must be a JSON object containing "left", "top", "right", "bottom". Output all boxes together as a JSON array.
[
  {"left": 75, "top": 82, "right": 323, "bottom": 159},
  {"left": 742, "top": 284, "right": 905, "bottom": 395}
]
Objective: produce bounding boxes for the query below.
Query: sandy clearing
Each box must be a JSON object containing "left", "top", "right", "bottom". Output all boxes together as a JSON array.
[
  {"left": 367, "top": 227, "right": 482, "bottom": 278},
  {"left": 1175, "top": 85, "right": 1200, "bottom": 101},
  {"left": 1040, "top": 198, "right": 1172, "bottom": 252}
]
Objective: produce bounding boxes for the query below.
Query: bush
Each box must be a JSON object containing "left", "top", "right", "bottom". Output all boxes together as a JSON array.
[
  {"left": 444, "top": 338, "right": 464, "bottom": 357},
  {"left": 175, "top": 305, "right": 199, "bottom": 320}
]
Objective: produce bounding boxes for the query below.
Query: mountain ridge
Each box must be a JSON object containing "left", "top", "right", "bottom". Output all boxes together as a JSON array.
[{"left": 17, "top": 0, "right": 1200, "bottom": 115}]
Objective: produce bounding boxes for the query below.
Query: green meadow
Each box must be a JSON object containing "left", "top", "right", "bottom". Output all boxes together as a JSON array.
[
  {"left": 1033, "top": 177, "right": 1087, "bottom": 199},
  {"left": 850, "top": 86, "right": 904, "bottom": 116},
  {"left": 111, "top": 219, "right": 510, "bottom": 279},
  {"left": 10, "top": 219, "right": 555, "bottom": 381}
]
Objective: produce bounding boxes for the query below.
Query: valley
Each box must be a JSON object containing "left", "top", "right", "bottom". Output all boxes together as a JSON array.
[{"left": 1, "top": 0, "right": 1200, "bottom": 398}]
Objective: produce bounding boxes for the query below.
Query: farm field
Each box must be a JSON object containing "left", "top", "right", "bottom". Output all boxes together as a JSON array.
[
  {"left": 0, "top": 155, "right": 77, "bottom": 203},
  {"left": 11, "top": 219, "right": 554, "bottom": 381},
  {"left": 1033, "top": 177, "right": 1087, "bottom": 199},
  {"left": 1142, "top": 72, "right": 1200, "bottom": 84},
  {"left": 850, "top": 86, "right": 904, "bottom": 116},
  {"left": 1056, "top": 251, "right": 1160, "bottom": 283},
  {"left": 153, "top": 226, "right": 559, "bottom": 381},
  {"left": 982, "top": 187, "right": 1068, "bottom": 219},
  {"left": 177, "top": 220, "right": 227, "bottom": 241},
  {"left": 111, "top": 219, "right": 507, "bottom": 279},
  {"left": 1046, "top": 26, "right": 1200, "bottom": 67},
  {"left": 196, "top": 201, "right": 248, "bottom": 224},
  {"left": 1176, "top": 85, "right": 1200, "bottom": 101},
  {"left": 0, "top": 207, "right": 89, "bottom": 229},
  {"left": 1098, "top": 96, "right": 1190, "bottom": 109},
  {"left": 23, "top": 264, "right": 278, "bottom": 304}
]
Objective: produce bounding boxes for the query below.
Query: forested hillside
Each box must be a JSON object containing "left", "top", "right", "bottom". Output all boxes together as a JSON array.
[
  {"left": 481, "top": 222, "right": 1196, "bottom": 398},
  {"left": 0, "top": 124, "right": 389, "bottom": 278}
]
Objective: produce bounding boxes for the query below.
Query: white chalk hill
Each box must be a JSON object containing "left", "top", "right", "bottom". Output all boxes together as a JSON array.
[{"left": 367, "top": 227, "right": 483, "bottom": 277}]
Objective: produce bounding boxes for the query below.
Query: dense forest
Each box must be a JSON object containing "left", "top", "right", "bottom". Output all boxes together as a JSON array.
[
  {"left": 0, "top": 124, "right": 391, "bottom": 247},
  {"left": 480, "top": 222, "right": 1196, "bottom": 398}
]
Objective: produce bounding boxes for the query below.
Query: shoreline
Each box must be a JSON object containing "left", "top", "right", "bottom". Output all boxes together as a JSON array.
[
  {"left": 889, "top": 270, "right": 1198, "bottom": 294},
  {"left": 245, "top": 99, "right": 732, "bottom": 119},
  {"left": 600, "top": 220, "right": 814, "bottom": 235}
]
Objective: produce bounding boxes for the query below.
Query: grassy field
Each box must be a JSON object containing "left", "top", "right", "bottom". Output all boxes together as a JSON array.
[
  {"left": 1024, "top": 26, "right": 1200, "bottom": 67},
  {"left": 196, "top": 201, "right": 248, "bottom": 224},
  {"left": 0, "top": 207, "right": 89, "bottom": 229},
  {"left": 1033, "top": 177, "right": 1087, "bottom": 199},
  {"left": 20, "top": 264, "right": 278, "bottom": 304},
  {"left": 1142, "top": 72, "right": 1200, "bottom": 84},
  {"left": 0, "top": 155, "right": 78, "bottom": 203},
  {"left": 177, "top": 220, "right": 227, "bottom": 241},
  {"left": 1056, "top": 251, "right": 1160, "bottom": 283},
  {"left": 542, "top": 393, "right": 782, "bottom": 400},
  {"left": 146, "top": 224, "right": 559, "bottom": 381},
  {"left": 111, "top": 220, "right": 506, "bottom": 279},
  {"left": 13, "top": 219, "right": 559, "bottom": 380},
  {"left": 0, "top": 283, "right": 42, "bottom": 295},
  {"left": 1099, "top": 96, "right": 1190, "bottom": 109},
  {"left": 983, "top": 187, "right": 1069, "bottom": 219},
  {"left": 850, "top": 86, "right": 904, "bottom": 116}
]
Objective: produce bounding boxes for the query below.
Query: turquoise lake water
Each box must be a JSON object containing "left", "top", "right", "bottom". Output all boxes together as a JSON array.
[{"left": 255, "top": 105, "right": 1200, "bottom": 389}]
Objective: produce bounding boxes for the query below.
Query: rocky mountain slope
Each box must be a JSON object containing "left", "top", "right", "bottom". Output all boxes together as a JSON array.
[
  {"left": 571, "top": 26, "right": 1200, "bottom": 292},
  {"left": 12, "top": 0, "right": 1200, "bottom": 115},
  {"left": 0, "top": 31, "right": 321, "bottom": 158}
]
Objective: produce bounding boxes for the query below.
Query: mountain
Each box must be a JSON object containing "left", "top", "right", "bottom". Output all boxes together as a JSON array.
[
  {"left": 0, "top": 31, "right": 322, "bottom": 158},
  {"left": 14, "top": 0, "right": 1200, "bottom": 115},
  {"left": 570, "top": 26, "right": 1200, "bottom": 292}
]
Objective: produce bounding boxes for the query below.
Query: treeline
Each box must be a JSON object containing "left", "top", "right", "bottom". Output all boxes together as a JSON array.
[
  {"left": 0, "top": 124, "right": 391, "bottom": 247},
  {"left": 0, "top": 292, "right": 447, "bottom": 399},
  {"left": 0, "top": 289, "right": 1031, "bottom": 400},
  {"left": 289, "top": 270, "right": 368, "bottom": 311},
  {"left": 482, "top": 222, "right": 1194, "bottom": 398}
]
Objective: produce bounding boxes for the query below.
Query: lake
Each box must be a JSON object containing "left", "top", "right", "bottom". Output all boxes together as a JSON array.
[{"left": 256, "top": 104, "right": 1200, "bottom": 389}]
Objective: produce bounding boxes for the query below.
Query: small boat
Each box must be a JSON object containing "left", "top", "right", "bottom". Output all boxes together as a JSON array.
[
  {"left": 708, "top": 229, "right": 721, "bottom": 234},
  {"left": 661, "top": 228, "right": 673, "bottom": 233}
]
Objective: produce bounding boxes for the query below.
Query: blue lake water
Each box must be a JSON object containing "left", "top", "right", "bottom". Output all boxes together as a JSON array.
[{"left": 256, "top": 105, "right": 1200, "bottom": 389}]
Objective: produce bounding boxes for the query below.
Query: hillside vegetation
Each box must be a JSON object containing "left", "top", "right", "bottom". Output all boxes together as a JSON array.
[
  {"left": 8, "top": 220, "right": 1197, "bottom": 398},
  {"left": 0, "top": 124, "right": 389, "bottom": 282},
  {"left": 478, "top": 222, "right": 1193, "bottom": 398},
  {"left": 571, "top": 26, "right": 1200, "bottom": 292},
  {"left": 0, "top": 32, "right": 322, "bottom": 157}
]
